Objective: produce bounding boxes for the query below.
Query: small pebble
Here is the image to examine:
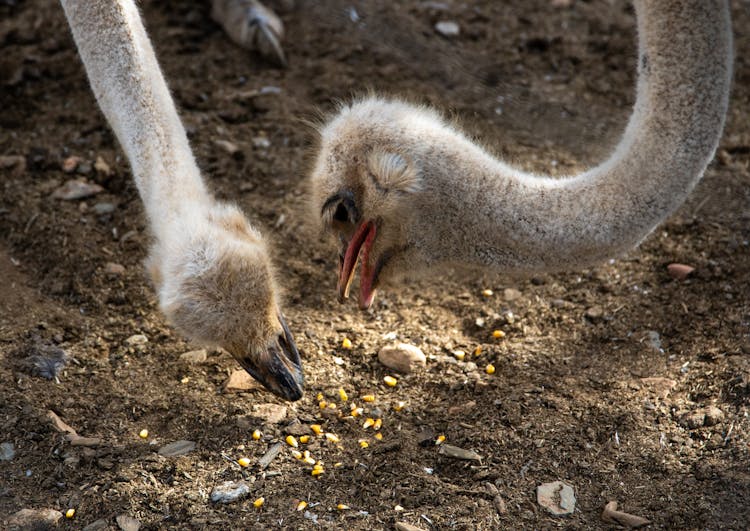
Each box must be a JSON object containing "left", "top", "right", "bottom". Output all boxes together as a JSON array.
[
  {"left": 179, "top": 349, "right": 208, "bottom": 363},
  {"left": 435, "top": 20, "right": 460, "bottom": 37},
  {"left": 210, "top": 481, "right": 251, "bottom": 504},
  {"left": 51, "top": 179, "right": 104, "bottom": 200},
  {"left": 92, "top": 202, "right": 116, "bottom": 215},
  {"left": 7, "top": 508, "right": 63, "bottom": 529},
  {"left": 667, "top": 263, "right": 695, "bottom": 280},
  {"left": 214, "top": 139, "right": 240, "bottom": 155},
  {"left": 94, "top": 156, "right": 113, "bottom": 176},
  {"left": 537, "top": 481, "right": 576, "bottom": 516},
  {"left": 125, "top": 334, "right": 148, "bottom": 346},
  {"left": 0, "top": 442, "right": 15, "bottom": 461},
  {"left": 503, "top": 288, "right": 522, "bottom": 301},
  {"left": 224, "top": 370, "right": 262, "bottom": 392},
  {"left": 438, "top": 444, "right": 482, "bottom": 461},
  {"left": 116, "top": 514, "right": 141, "bottom": 531},
  {"left": 104, "top": 262, "right": 125, "bottom": 276},
  {"left": 378, "top": 343, "right": 426, "bottom": 373}
]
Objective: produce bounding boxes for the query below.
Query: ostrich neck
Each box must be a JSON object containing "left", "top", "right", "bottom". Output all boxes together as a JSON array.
[
  {"left": 60, "top": 1, "right": 211, "bottom": 236},
  {"left": 425, "top": 0, "right": 731, "bottom": 273}
]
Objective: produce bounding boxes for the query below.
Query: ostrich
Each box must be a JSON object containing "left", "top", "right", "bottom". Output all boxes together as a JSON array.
[
  {"left": 60, "top": 0, "right": 304, "bottom": 400},
  {"left": 211, "top": 0, "right": 287, "bottom": 65},
  {"left": 311, "top": 0, "right": 733, "bottom": 310}
]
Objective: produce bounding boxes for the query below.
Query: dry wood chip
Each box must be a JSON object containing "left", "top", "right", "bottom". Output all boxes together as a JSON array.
[{"left": 601, "top": 501, "right": 651, "bottom": 528}]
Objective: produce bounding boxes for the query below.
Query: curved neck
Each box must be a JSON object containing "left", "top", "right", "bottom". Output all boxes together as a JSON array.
[
  {"left": 60, "top": 0, "right": 211, "bottom": 234},
  {"left": 427, "top": 0, "right": 732, "bottom": 272}
]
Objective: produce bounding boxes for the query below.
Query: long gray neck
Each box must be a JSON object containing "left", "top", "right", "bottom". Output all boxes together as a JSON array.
[
  {"left": 60, "top": 0, "right": 211, "bottom": 237},
  {"left": 423, "top": 0, "right": 732, "bottom": 272}
]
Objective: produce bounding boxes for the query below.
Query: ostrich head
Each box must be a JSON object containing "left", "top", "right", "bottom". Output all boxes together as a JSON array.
[
  {"left": 148, "top": 202, "right": 304, "bottom": 401},
  {"left": 311, "top": 98, "right": 450, "bottom": 309}
]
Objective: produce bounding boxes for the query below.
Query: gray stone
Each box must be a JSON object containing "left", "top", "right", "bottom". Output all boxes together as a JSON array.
[
  {"left": 157, "top": 440, "right": 196, "bottom": 457},
  {"left": 0, "top": 442, "right": 15, "bottom": 461},
  {"left": 116, "top": 514, "right": 141, "bottom": 531},
  {"left": 537, "top": 481, "right": 576, "bottom": 516},
  {"left": 378, "top": 343, "right": 426, "bottom": 373},
  {"left": 179, "top": 349, "right": 208, "bottom": 363},
  {"left": 83, "top": 519, "right": 109, "bottom": 531},
  {"left": 51, "top": 179, "right": 103, "bottom": 200},
  {"left": 7, "top": 508, "right": 63, "bottom": 529},
  {"left": 435, "top": 20, "right": 460, "bottom": 37},
  {"left": 210, "top": 480, "right": 251, "bottom": 504}
]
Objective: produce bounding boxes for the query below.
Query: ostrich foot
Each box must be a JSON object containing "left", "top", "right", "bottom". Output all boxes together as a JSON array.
[{"left": 211, "top": 0, "right": 286, "bottom": 66}]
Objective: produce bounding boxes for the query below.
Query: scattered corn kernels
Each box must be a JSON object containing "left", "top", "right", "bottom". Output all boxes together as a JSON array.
[
  {"left": 383, "top": 376, "right": 398, "bottom": 387},
  {"left": 337, "top": 504, "right": 350, "bottom": 510},
  {"left": 363, "top": 418, "right": 375, "bottom": 429},
  {"left": 481, "top": 289, "right": 493, "bottom": 297},
  {"left": 325, "top": 432, "right": 340, "bottom": 443},
  {"left": 311, "top": 467, "right": 324, "bottom": 477},
  {"left": 341, "top": 338, "right": 353, "bottom": 349},
  {"left": 253, "top": 497, "right": 265, "bottom": 508},
  {"left": 474, "top": 346, "right": 482, "bottom": 356},
  {"left": 180, "top": 376, "right": 190, "bottom": 384},
  {"left": 299, "top": 435, "right": 310, "bottom": 444},
  {"left": 296, "top": 500, "right": 308, "bottom": 511},
  {"left": 373, "top": 418, "right": 382, "bottom": 431},
  {"left": 358, "top": 439, "right": 369, "bottom": 448},
  {"left": 492, "top": 329, "right": 506, "bottom": 339},
  {"left": 334, "top": 462, "right": 343, "bottom": 467},
  {"left": 339, "top": 388, "right": 349, "bottom": 401},
  {"left": 65, "top": 509, "right": 75, "bottom": 519},
  {"left": 252, "top": 429, "right": 262, "bottom": 440},
  {"left": 310, "top": 424, "right": 323, "bottom": 435},
  {"left": 285, "top": 435, "right": 299, "bottom": 448},
  {"left": 435, "top": 435, "right": 446, "bottom": 445},
  {"left": 291, "top": 450, "right": 303, "bottom": 459},
  {"left": 374, "top": 432, "right": 383, "bottom": 440},
  {"left": 362, "top": 394, "right": 376, "bottom": 402},
  {"left": 319, "top": 400, "right": 328, "bottom": 409},
  {"left": 393, "top": 401, "right": 406, "bottom": 412},
  {"left": 304, "top": 456, "right": 316, "bottom": 465},
  {"left": 138, "top": 429, "right": 149, "bottom": 439},
  {"left": 350, "top": 407, "right": 364, "bottom": 417},
  {"left": 486, "top": 364, "right": 496, "bottom": 375},
  {"left": 453, "top": 350, "right": 466, "bottom": 361},
  {"left": 237, "top": 457, "right": 251, "bottom": 467}
]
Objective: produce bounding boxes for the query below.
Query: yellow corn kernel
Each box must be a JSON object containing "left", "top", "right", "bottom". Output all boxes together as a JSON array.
[
  {"left": 486, "top": 364, "right": 496, "bottom": 375},
  {"left": 180, "top": 376, "right": 190, "bottom": 384},
  {"left": 373, "top": 418, "right": 382, "bottom": 431},
  {"left": 435, "top": 435, "right": 446, "bottom": 445},
  {"left": 327, "top": 403, "right": 337, "bottom": 410},
  {"left": 325, "top": 432, "right": 340, "bottom": 443},
  {"left": 238, "top": 457, "right": 251, "bottom": 467},
  {"left": 474, "top": 346, "right": 482, "bottom": 356},
  {"left": 310, "top": 424, "right": 323, "bottom": 435},
  {"left": 304, "top": 456, "right": 316, "bottom": 465},
  {"left": 292, "top": 450, "right": 304, "bottom": 460},
  {"left": 138, "top": 429, "right": 149, "bottom": 439},
  {"left": 393, "top": 401, "right": 406, "bottom": 412},
  {"left": 339, "top": 388, "right": 349, "bottom": 401},
  {"left": 481, "top": 289, "right": 493, "bottom": 297},
  {"left": 311, "top": 467, "right": 324, "bottom": 476},
  {"left": 492, "top": 329, "right": 506, "bottom": 339},
  {"left": 362, "top": 394, "right": 376, "bottom": 402},
  {"left": 285, "top": 435, "right": 298, "bottom": 448},
  {"left": 65, "top": 509, "right": 75, "bottom": 519},
  {"left": 252, "top": 429, "right": 262, "bottom": 440},
  {"left": 350, "top": 407, "right": 363, "bottom": 417},
  {"left": 383, "top": 376, "right": 398, "bottom": 387},
  {"left": 296, "top": 500, "right": 308, "bottom": 511},
  {"left": 253, "top": 497, "right": 265, "bottom": 508},
  {"left": 334, "top": 462, "right": 343, "bottom": 467},
  {"left": 363, "top": 418, "right": 375, "bottom": 429},
  {"left": 316, "top": 392, "right": 324, "bottom": 401},
  {"left": 341, "top": 338, "right": 353, "bottom": 349},
  {"left": 319, "top": 400, "right": 328, "bottom": 409},
  {"left": 453, "top": 350, "right": 466, "bottom": 361},
  {"left": 358, "top": 439, "right": 369, "bottom": 448},
  {"left": 337, "top": 504, "right": 350, "bottom": 510},
  {"left": 299, "top": 435, "right": 310, "bottom": 444},
  {"left": 374, "top": 432, "right": 383, "bottom": 440}
]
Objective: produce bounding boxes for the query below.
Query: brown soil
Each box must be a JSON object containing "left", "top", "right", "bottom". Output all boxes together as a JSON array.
[{"left": 1, "top": 1, "right": 749, "bottom": 529}]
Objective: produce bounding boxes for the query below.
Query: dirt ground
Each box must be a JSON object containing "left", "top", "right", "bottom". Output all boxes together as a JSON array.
[{"left": 1, "top": 0, "right": 749, "bottom": 529}]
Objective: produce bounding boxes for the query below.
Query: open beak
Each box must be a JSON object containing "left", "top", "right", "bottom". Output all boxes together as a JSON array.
[
  {"left": 234, "top": 312, "right": 304, "bottom": 401},
  {"left": 337, "top": 220, "right": 379, "bottom": 310}
]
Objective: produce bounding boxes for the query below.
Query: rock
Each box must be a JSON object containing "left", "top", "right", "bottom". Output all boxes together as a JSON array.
[
  {"left": 210, "top": 480, "right": 251, "bottom": 504},
  {"left": 438, "top": 444, "right": 482, "bottom": 461},
  {"left": 585, "top": 305, "right": 604, "bottom": 320},
  {"left": 179, "top": 349, "right": 208, "bottom": 364},
  {"left": 667, "top": 263, "right": 695, "bottom": 280},
  {"left": 378, "top": 343, "right": 426, "bottom": 373},
  {"left": 92, "top": 202, "right": 116, "bottom": 215},
  {"left": 82, "top": 519, "right": 109, "bottom": 531},
  {"left": 283, "top": 418, "right": 309, "bottom": 435},
  {"left": 503, "top": 288, "right": 522, "bottom": 301},
  {"left": 435, "top": 20, "right": 460, "bottom": 37},
  {"left": 51, "top": 179, "right": 104, "bottom": 200},
  {"left": 537, "top": 481, "right": 576, "bottom": 516},
  {"left": 104, "top": 262, "right": 126, "bottom": 276},
  {"left": 47, "top": 410, "right": 76, "bottom": 435},
  {"left": 643, "top": 330, "right": 663, "bottom": 352},
  {"left": 62, "top": 155, "right": 82, "bottom": 173},
  {"left": 252, "top": 136, "right": 271, "bottom": 149},
  {"left": 94, "top": 156, "right": 113, "bottom": 176},
  {"left": 680, "top": 410, "right": 707, "bottom": 429},
  {"left": 416, "top": 427, "right": 436, "bottom": 447},
  {"left": 158, "top": 440, "right": 196, "bottom": 457},
  {"left": 0, "top": 442, "right": 15, "bottom": 461},
  {"left": 601, "top": 501, "right": 651, "bottom": 528},
  {"left": 116, "top": 514, "right": 141, "bottom": 531},
  {"left": 125, "top": 334, "right": 148, "bottom": 346},
  {"left": 7, "top": 508, "right": 63, "bottom": 529},
  {"left": 252, "top": 403, "right": 288, "bottom": 424},
  {"left": 703, "top": 405, "right": 724, "bottom": 427},
  {"left": 395, "top": 523, "right": 427, "bottom": 531},
  {"left": 224, "top": 369, "right": 263, "bottom": 392}
]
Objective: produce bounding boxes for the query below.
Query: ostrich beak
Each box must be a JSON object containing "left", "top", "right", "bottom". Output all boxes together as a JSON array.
[
  {"left": 235, "top": 313, "right": 304, "bottom": 401},
  {"left": 337, "top": 221, "right": 378, "bottom": 309}
]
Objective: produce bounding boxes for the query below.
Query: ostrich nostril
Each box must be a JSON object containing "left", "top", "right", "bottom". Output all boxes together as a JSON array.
[{"left": 333, "top": 203, "right": 349, "bottom": 223}]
